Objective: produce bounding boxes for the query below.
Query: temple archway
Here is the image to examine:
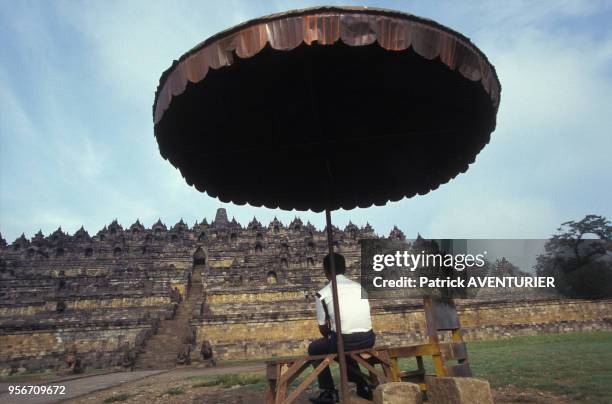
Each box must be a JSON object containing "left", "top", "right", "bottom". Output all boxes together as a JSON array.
[
  {"left": 193, "top": 247, "right": 206, "bottom": 266},
  {"left": 192, "top": 247, "right": 207, "bottom": 291},
  {"left": 267, "top": 271, "right": 277, "bottom": 284}
]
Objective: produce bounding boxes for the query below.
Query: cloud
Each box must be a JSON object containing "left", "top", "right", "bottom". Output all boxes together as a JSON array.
[
  {"left": 1, "top": 0, "right": 611, "bottom": 243},
  {"left": 426, "top": 194, "right": 559, "bottom": 239}
]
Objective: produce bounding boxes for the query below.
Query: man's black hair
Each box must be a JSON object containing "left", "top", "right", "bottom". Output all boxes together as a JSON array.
[{"left": 323, "top": 253, "right": 346, "bottom": 275}]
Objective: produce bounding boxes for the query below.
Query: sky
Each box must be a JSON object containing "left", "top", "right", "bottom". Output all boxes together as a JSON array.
[{"left": 1, "top": 0, "right": 611, "bottom": 243}]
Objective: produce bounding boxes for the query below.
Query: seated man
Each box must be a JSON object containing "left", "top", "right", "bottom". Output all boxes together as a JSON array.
[{"left": 308, "top": 253, "right": 375, "bottom": 403}]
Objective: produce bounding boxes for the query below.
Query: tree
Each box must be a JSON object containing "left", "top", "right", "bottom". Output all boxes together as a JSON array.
[
  {"left": 535, "top": 215, "right": 612, "bottom": 298},
  {"left": 493, "top": 257, "right": 529, "bottom": 277}
]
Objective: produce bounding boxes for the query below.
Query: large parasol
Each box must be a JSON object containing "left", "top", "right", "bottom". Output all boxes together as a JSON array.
[{"left": 152, "top": 6, "right": 500, "bottom": 401}]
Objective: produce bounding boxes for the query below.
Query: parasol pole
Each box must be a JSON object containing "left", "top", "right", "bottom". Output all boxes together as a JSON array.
[
  {"left": 307, "top": 44, "right": 348, "bottom": 401},
  {"left": 325, "top": 208, "right": 350, "bottom": 402}
]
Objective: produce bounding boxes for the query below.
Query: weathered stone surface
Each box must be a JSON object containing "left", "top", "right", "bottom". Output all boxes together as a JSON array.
[
  {"left": 350, "top": 395, "right": 374, "bottom": 404},
  {"left": 1, "top": 208, "right": 612, "bottom": 373},
  {"left": 374, "top": 382, "right": 422, "bottom": 404},
  {"left": 426, "top": 376, "right": 493, "bottom": 404}
]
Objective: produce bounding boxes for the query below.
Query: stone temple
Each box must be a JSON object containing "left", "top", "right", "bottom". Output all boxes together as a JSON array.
[{"left": 1, "top": 208, "right": 610, "bottom": 375}]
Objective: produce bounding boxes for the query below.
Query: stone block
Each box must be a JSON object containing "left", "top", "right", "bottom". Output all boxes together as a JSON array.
[
  {"left": 425, "top": 376, "right": 493, "bottom": 404},
  {"left": 373, "top": 382, "right": 422, "bottom": 404}
]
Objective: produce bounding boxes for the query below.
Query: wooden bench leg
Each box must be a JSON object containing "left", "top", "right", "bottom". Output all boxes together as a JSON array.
[
  {"left": 265, "top": 378, "right": 276, "bottom": 404},
  {"left": 432, "top": 352, "right": 447, "bottom": 377},
  {"left": 266, "top": 362, "right": 279, "bottom": 404},
  {"left": 275, "top": 362, "right": 291, "bottom": 403},
  {"left": 390, "top": 357, "right": 401, "bottom": 382},
  {"left": 284, "top": 355, "right": 334, "bottom": 404},
  {"left": 351, "top": 353, "right": 385, "bottom": 384},
  {"left": 378, "top": 350, "right": 393, "bottom": 382}
]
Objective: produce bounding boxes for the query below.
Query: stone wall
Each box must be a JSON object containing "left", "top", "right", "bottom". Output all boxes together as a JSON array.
[
  {"left": 0, "top": 319, "right": 158, "bottom": 373},
  {"left": 192, "top": 298, "right": 612, "bottom": 360},
  {"left": 1, "top": 208, "right": 610, "bottom": 372},
  {"left": 0, "top": 208, "right": 378, "bottom": 373}
]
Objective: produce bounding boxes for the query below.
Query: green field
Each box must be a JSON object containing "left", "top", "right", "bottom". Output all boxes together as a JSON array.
[
  {"left": 211, "top": 331, "right": 612, "bottom": 402},
  {"left": 398, "top": 331, "right": 612, "bottom": 403},
  {"left": 6, "top": 331, "right": 611, "bottom": 403},
  {"left": 246, "top": 331, "right": 612, "bottom": 402}
]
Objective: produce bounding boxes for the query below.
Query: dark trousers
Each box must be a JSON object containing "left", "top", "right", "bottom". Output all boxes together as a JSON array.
[{"left": 307, "top": 330, "right": 376, "bottom": 390}]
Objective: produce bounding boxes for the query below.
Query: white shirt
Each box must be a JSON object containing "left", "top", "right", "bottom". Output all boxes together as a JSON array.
[{"left": 315, "top": 274, "right": 373, "bottom": 334}]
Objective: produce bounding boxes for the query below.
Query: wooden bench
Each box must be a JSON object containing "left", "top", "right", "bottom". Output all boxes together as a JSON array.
[
  {"left": 265, "top": 348, "right": 393, "bottom": 404},
  {"left": 265, "top": 296, "right": 472, "bottom": 403},
  {"left": 386, "top": 296, "right": 472, "bottom": 391}
]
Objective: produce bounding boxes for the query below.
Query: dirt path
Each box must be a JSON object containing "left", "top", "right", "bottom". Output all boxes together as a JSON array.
[
  {"left": 1, "top": 363, "right": 573, "bottom": 404},
  {"left": 0, "top": 363, "right": 263, "bottom": 404},
  {"left": 0, "top": 370, "right": 164, "bottom": 404},
  {"left": 66, "top": 363, "right": 270, "bottom": 404}
]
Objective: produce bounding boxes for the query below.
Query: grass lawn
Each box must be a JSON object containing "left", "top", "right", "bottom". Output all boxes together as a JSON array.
[
  {"left": 187, "top": 372, "right": 268, "bottom": 391},
  {"left": 396, "top": 331, "right": 612, "bottom": 403},
  {"left": 215, "top": 332, "right": 609, "bottom": 403},
  {"left": 213, "top": 331, "right": 612, "bottom": 403},
  {"left": 469, "top": 331, "right": 612, "bottom": 403}
]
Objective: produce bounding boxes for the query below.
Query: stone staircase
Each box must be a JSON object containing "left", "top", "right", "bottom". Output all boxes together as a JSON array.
[{"left": 135, "top": 274, "right": 202, "bottom": 369}]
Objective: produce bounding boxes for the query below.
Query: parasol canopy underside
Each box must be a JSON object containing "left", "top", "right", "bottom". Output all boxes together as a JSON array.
[{"left": 153, "top": 7, "right": 501, "bottom": 212}]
